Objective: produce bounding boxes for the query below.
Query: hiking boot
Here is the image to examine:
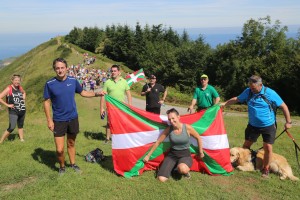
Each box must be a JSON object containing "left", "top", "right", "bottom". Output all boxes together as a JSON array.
[
  {"left": 183, "top": 172, "right": 191, "bottom": 179},
  {"left": 71, "top": 164, "right": 82, "bottom": 173},
  {"left": 261, "top": 168, "right": 269, "bottom": 178},
  {"left": 59, "top": 167, "right": 66, "bottom": 175}
]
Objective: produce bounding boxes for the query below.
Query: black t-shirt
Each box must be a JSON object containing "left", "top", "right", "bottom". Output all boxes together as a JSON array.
[{"left": 142, "top": 83, "right": 165, "bottom": 108}]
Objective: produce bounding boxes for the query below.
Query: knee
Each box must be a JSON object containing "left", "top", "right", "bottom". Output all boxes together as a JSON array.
[
  {"left": 56, "top": 149, "right": 64, "bottom": 155},
  {"left": 177, "top": 164, "right": 190, "bottom": 174},
  {"left": 7, "top": 128, "right": 14, "bottom": 133},
  {"left": 157, "top": 176, "right": 168, "bottom": 182}
]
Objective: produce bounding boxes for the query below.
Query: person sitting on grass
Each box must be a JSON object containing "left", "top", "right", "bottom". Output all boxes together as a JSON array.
[{"left": 143, "top": 108, "right": 205, "bottom": 182}]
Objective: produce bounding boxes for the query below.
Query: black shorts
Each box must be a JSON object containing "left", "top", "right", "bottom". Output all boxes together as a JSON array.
[
  {"left": 53, "top": 118, "right": 79, "bottom": 137},
  {"left": 157, "top": 148, "right": 192, "bottom": 178},
  {"left": 245, "top": 123, "right": 276, "bottom": 144},
  {"left": 146, "top": 107, "right": 161, "bottom": 114}
]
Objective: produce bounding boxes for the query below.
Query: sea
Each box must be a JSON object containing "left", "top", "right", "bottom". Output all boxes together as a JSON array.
[{"left": 0, "top": 27, "right": 298, "bottom": 61}]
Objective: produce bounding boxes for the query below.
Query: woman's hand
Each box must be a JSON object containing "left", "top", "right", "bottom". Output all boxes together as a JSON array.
[{"left": 198, "top": 152, "right": 205, "bottom": 159}]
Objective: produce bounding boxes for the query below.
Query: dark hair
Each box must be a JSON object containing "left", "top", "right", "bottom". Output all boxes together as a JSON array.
[
  {"left": 52, "top": 58, "right": 68, "bottom": 69},
  {"left": 166, "top": 108, "right": 179, "bottom": 116},
  {"left": 111, "top": 64, "right": 120, "bottom": 71}
]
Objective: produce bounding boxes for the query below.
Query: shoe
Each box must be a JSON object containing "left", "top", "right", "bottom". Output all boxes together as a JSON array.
[
  {"left": 261, "top": 168, "right": 269, "bottom": 178},
  {"left": 20, "top": 139, "right": 25, "bottom": 142},
  {"left": 71, "top": 164, "right": 82, "bottom": 173},
  {"left": 104, "top": 139, "right": 110, "bottom": 144},
  {"left": 183, "top": 172, "right": 191, "bottom": 179},
  {"left": 59, "top": 167, "right": 66, "bottom": 175}
]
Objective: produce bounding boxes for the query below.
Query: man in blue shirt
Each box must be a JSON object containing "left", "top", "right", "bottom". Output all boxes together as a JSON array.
[
  {"left": 44, "top": 58, "right": 105, "bottom": 175},
  {"left": 221, "top": 75, "right": 292, "bottom": 178}
]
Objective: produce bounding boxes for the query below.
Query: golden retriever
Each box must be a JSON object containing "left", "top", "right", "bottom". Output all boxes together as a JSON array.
[{"left": 230, "top": 147, "right": 299, "bottom": 181}]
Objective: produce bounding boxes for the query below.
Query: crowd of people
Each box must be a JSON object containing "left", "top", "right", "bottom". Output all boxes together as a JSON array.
[{"left": 0, "top": 56, "right": 293, "bottom": 181}]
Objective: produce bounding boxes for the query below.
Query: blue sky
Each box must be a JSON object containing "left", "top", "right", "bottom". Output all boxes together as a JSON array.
[{"left": 1, "top": 0, "right": 299, "bottom": 34}]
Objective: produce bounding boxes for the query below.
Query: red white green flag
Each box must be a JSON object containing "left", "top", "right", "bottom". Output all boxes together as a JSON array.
[
  {"left": 105, "top": 95, "right": 233, "bottom": 178},
  {"left": 125, "top": 68, "right": 145, "bottom": 87}
]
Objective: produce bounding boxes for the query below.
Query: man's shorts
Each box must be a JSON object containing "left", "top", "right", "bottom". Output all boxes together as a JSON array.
[
  {"left": 157, "top": 148, "right": 192, "bottom": 178},
  {"left": 146, "top": 107, "right": 161, "bottom": 114},
  {"left": 245, "top": 123, "right": 276, "bottom": 144},
  {"left": 53, "top": 118, "right": 79, "bottom": 137}
]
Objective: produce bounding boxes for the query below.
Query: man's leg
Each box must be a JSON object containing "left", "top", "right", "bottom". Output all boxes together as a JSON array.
[
  {"left": 262, "top": 142, "right": 272, "bottom": 169},
  {"left": 54, "top": 136, "right": 65, "bottom": 168},
  {"left": 67, "top": 134, "right": 76, "bottom": 165},
  {"left": 242, "top": 140, "right": 254, "bottom": 149}
]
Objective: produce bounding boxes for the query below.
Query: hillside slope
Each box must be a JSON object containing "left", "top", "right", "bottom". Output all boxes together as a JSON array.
[{"left": 0, "top": 37, "right": 126, "bottom": 115}]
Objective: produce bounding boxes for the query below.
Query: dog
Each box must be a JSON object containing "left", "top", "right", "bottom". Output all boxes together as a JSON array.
[{"left": 230, "top": 147, "right": 299, "bottom": 181}]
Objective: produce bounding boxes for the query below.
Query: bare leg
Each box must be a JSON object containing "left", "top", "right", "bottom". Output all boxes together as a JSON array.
[
  {"left": 0, "top": 130, "right": 10, "bottom": 143},
  {"left": 54, "top": 136, "right": 65, "bottom": 168},
  {"left": 67, "top": 134, "right": 77, "bottom": 165},
  {"left": 242, "top": 140, "right": 254, "bottom": 149},
  {"left": 263, "top": 142, "right": 272, "bottom": 169},
  {"left": 18, "top": 128, "right": 24, "bottom": 141}
]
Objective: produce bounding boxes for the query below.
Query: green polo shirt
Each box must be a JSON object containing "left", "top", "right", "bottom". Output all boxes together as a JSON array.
[
  {"left": 193, "top": 84, "right": 219, "bottom": 110},
  {"left": 103, "top": 77, "right": 130, "bottom": 102}
]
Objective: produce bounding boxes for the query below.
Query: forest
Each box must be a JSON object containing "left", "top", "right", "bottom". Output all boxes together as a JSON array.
[{"left": 65, "top": 16, "right": 300, "bottom": 114}]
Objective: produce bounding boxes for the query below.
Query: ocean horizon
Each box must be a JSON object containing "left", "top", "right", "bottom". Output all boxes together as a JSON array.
[{"left": 0, "top": 28, "right": 298, "bottom": 61}]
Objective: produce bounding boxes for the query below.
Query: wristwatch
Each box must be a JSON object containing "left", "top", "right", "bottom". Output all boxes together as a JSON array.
[{"left": 287, "top": 121, "right": 292, "bottom": 124}]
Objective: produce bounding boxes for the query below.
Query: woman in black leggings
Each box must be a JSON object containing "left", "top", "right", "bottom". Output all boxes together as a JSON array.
[{"left": 0, "top": 74, "right": 26, "bottom": 143}]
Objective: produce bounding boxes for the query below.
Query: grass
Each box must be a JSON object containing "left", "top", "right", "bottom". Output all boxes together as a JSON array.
[
  {"left": 1, "top": 96, "right": 300, "bottom": 200},
  {"left": 1, "top": 37, "right": 300, "bottom": 200}
]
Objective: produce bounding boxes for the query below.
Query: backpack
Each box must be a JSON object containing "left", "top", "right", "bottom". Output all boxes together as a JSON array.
[
  {"left": 247, "top": 87, "right": 278, "bottom": 128},
  {"left": 85, "top": 148, "right": 105, "bottom": 163}
]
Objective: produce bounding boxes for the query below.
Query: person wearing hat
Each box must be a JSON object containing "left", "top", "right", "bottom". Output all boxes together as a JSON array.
[
  {"left": 188, "top": 74, "right": 220, "bottom": 113},
  {"left": 220, "top": 75, "right": 292, "bottom": 178},
  {"left": 141, "top": 74, "right": 167, "bottom": 114}
]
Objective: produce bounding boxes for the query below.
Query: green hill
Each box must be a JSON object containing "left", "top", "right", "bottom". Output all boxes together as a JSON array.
[{"left": 0, "top": 37, "right": 130, "bottom": 114}]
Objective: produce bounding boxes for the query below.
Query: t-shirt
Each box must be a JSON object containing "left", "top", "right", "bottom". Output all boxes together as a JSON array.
[
  {"left": 142, "top": 83, "right": 165, "bottom": 108},
  {"left": 102, "top": 78, "right": 130, "bottom": 102},
  {"left": 238, "top": 85, "right": 283, "bottom": 127},
  {"left": 193, "top": 85, "right": 219, "bottom": 110},
  {"left": 43, "top": 76, "right": 83, "bottom": 121}
]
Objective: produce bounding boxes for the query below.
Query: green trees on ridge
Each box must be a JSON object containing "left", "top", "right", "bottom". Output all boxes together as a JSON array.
[{"left": 65, "top": 16, "right": 300, "bottom": 114}]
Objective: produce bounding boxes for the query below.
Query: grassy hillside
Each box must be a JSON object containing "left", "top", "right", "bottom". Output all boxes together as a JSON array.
[{"left": 1, "top": 37, "right": 300, "bottom": 200}]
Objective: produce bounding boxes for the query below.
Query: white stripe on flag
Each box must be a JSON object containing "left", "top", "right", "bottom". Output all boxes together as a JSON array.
[
  {"left": 192, "top": 134, "right": 229, "bottom": 150},
  {"left": 112, "top": 130, "right": 165, "bottom": 149},
  {"left": 112, "top": 130, "right": 229, "bottom": 150}
]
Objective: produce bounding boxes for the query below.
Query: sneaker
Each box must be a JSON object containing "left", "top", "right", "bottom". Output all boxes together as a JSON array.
[
  {"left": 71, "top": 164, "right": 82, "bottom": 173},
  {"left": 20, "top": 139, "right": 25, "bottom": 142},
  {"left": 59, "top": 167, "right": 66, "bottom": 175},
  {"left": 104, "top": 139, "right": 110, "bottom": 144},
  {"left": 261, "top": 168, "right": 269, "bottom": 178},
  {"left": 183, "top": 172, "right": 191, "bottom": 179}
]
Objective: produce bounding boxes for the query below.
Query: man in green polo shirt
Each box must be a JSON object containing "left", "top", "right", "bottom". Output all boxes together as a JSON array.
[
  {"left": 188, "top": 74, "right": 220, "bottom": 113},
  {"left": 100, "top": 64, "right": 132, "bottom": 143}
]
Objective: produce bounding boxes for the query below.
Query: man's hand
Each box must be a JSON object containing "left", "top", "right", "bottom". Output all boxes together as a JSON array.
[{"left": 47, "top": 120, "right": 54, "bottom": 132}]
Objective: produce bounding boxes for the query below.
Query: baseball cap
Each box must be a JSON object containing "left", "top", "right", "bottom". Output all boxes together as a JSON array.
[
  {"left": 150, "top": 75, "right": 156, "bottom": 79},
  {"left": 200, "top": 74, "right": 208, "bottom": 79}
]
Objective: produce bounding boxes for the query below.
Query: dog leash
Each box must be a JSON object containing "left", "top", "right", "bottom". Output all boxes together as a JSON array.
[
  {"left": 256, "top": 129, "right": 300, "bottom": 170},
  {"left": 256, "top": 129, "right": 286, "bottom": 151},
  {"left": 285, "top": 130, "right": 300, "bottom": 169}
]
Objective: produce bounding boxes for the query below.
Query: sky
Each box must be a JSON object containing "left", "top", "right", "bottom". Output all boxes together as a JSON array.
[{"left": 1, "top": 0, "right": 300, "bottom": 34}]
